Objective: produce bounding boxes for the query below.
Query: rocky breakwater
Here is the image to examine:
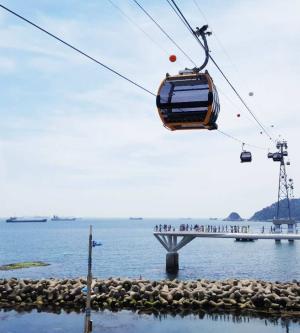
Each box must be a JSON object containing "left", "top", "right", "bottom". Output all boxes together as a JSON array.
[{"left": 1, "top": 278, "right": 300, "bottom": 316}]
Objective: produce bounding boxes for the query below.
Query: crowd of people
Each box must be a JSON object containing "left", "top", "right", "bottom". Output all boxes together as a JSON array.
[
  {"left": 154, "top": 224, "right": 298, "bottom": 234},
  {"left": 153, "top": 224, "right": 292, "bottom": 234},
  {"left": 154, "top": 224, "right": 251, "bottom": 233},
  {"left": 154, "top": 224, "right": 176, "bottom": 232}
]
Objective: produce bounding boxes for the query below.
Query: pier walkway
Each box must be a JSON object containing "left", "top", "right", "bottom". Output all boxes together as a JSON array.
[{"left": 153, "top": 229, "right": 300, "bottom": 273}]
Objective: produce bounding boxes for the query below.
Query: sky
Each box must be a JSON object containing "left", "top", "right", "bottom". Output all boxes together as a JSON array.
[{"left": 0, "top": 0, "right": 299, "bottom": 218}]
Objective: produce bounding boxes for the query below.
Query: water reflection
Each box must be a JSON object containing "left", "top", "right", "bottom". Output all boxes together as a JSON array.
[
  {"left": 149, "top": 311, "right": 298, "bottom": 328},
  {"left": 1, "top": 308, "right": 300, "bottom": 330}
]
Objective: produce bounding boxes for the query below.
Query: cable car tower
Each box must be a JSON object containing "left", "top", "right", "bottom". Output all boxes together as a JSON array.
[{"left": 268, "top": 140, "right": 296, "bottom": 235}]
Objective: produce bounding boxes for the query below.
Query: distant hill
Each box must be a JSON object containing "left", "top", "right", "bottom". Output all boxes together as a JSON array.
[
  {"left": 250, "top": 198, "right": 300, "bottom": 221},
  {"left": 223, "top": 212, "right": 243, "bottom": 221}
]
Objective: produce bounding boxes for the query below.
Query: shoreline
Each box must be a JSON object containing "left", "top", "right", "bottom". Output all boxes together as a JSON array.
[{"left": 1, "top": 278, "right": 300, "bottom": 318}]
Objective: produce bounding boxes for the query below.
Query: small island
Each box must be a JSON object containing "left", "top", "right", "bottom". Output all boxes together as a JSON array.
[
  {"left": 223, "top": 212, "right": 244, "bottom": 221},
  {"left": 0, "top": 261, "right": 49, "bottom": 271}
]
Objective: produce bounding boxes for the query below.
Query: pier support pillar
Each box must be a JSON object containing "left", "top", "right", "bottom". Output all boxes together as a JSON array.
[
  {"left": 166, "top": 252, "right": 179, "bottom": 273},
  {"left": 288, "top": 223, "right": 295, "bottom": 233},
  {"left": 287, "top": 222, "right": 295, "bottom": 242}
]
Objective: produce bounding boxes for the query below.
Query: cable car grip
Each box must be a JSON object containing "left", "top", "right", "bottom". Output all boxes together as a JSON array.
[{"left": 193, "top": 25, "right": 211, "bottom": 73}]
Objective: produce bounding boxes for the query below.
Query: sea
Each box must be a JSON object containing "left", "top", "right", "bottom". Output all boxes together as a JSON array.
[{"left": 1, "top": 218, "right": 300, "bottom": 332}]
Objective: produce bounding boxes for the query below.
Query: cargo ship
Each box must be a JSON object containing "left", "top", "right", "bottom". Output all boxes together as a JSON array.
[{"left": 6, "top": 217, "right": 47, "bottom": 223}]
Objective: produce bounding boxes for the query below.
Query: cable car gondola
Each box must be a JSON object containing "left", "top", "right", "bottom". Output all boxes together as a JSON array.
[
  {"left": 156, "top": 25, "right": 220, "bottom": 131},
  {"left": 156, "top": 71, "right": 220, "bottom": 130},
  {"left": 240, "top": 151, "right": 252, "bottom": 163},
  {"left": 240, "top": 143, "right": 252, "bottom": 163}
]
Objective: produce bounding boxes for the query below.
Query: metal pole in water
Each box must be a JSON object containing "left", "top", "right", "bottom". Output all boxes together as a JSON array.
[{"left": 84, "top": 225, "right": 93, "bottom": 333}]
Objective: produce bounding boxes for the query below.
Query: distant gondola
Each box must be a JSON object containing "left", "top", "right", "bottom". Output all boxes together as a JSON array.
[
  {"left": 240, "top": 143, "right": 252, "bottom": 163},
  {"left": 156, "top": 25, "right": 220, "bottom": 131},
  {"left": 240, "top": 151, "right": 252, "bottom": 163}
]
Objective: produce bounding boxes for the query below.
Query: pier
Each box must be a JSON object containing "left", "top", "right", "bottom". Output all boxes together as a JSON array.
[{"left": 154, "top": 229, "right": 300, "bottom": 273}]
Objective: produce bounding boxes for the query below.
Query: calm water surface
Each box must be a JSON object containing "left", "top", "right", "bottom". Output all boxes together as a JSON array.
[
  {"left": 0, "top": 310, "right": 299, "bottom": 333},
  {"left": 1, "top": 218, "right": 300, "bottom": 332},
  {"left": 0, "top": 218, "right": 299, "bottom": 281}
]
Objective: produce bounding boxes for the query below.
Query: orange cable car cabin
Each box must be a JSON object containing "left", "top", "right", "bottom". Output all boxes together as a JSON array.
[{"left": 156, "top": 71, "right": 220, "bottom": 131}]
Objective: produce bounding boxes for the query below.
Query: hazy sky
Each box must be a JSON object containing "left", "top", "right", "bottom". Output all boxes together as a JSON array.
[{"left": 0, "top": 0, "right": 299, "bottom": 218}]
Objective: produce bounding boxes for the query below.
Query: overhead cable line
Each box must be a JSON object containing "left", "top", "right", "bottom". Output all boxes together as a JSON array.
[
  {"left": 0, "top": 4, "right": 155, "bottom": 97},
  {"left": 0, "top": 4, "right": 267, "bottom": 151},
  {"left": 165, "top": 0, "right": 191, "bottom": 31},
  {"left": 132, "top": 0, "right": 197, "bottom": 67},
  {"left": 107, "top": 0, "right": 174, "bottom": 60},
  {"left": 217, "top": 130, "right": 268, "bottom": 151},
  {"left": 191, "top": 0, "right": 241, "bottom": 74},
  {"left": 167, "top": 0, "right": 274, "bottom": 142},
  {"left": 217, "top": 87, "right": 266, "bottom": 131},
  {"left": 191, "top": 0, "right": 262, "bottom": 117},
  {"left": 167, "top": 0, "right": 190, "bottom": 29}
]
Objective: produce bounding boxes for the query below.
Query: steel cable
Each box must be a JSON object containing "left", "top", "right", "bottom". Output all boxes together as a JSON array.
[
  {"left": 132, "top": 0, "right": 197, "bottom": 67},
  {"left": 0, "top": 4, "right": 156, "bottom": 97}
]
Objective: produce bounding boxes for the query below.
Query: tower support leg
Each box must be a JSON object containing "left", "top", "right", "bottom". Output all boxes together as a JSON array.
[{"left": 166, "top": 252, "right": 179, "bottom": 273}]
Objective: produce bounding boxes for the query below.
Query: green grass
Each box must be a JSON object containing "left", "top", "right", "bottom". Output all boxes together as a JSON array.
[{"left": 0, "top": 261, "right": 49, "bottom": 271}]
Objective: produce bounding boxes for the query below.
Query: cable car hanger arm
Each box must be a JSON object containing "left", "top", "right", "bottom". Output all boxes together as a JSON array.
[{"left": 193, "top": 25, "right": 211, "bottom": 72}]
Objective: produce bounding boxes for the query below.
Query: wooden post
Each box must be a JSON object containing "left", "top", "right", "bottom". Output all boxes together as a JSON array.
[{"left": 84, "top": 225, "right": 93, "bottom": 333}]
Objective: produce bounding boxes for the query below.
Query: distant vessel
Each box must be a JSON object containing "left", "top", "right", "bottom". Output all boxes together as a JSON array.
[
  {"left": 51, "top": 215, "right": 76, "bottom": 221},
  {"left": 129, "top": 217, "right": 143, "bottom": 220},
  {"left": 6, "top": 217, "right": 47, "bottom": 223},
  {"left": 209, "top": 218, "right": 218, "bottom": 220}
]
